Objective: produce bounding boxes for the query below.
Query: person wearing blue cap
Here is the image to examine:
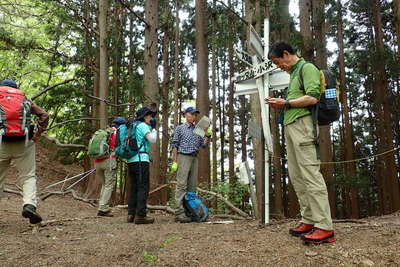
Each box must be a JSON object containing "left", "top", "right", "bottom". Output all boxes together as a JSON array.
[
  {"left": 171, "top": 107, "right": 211, "bottom": 223},
  {"left": 95, "top": 116, "right": 126, "bottom": 217},
  {"left": 126, "top": 106, "right": 158, "bottom": 224}
]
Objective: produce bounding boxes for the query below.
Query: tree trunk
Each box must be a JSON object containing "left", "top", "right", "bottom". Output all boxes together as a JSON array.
[
  {"left": 98, "top": 0, "right": 109, "bottom": 128},
  {"left": 371, "top": 0, "right": 400, "bottom": 213},
  {"left": 84, "top": 0, "right": 109, "bottom": 199},
  {"left": 228, "top": 0, "right": 236, "bottom": 185},
  {"left": 394, "top": 0, "right": 400, "bottom": 50},
  {"left": 211, "top": 0, "right": 218, "bottom": 187},
  {"left": 299, "top": 0, "right": 313, "bottom": 60},
  {"left": 143, "top": 0, "right": 161, "bottom": 204},
  {"left": 195, "top": 0, "right": 210, "bottom": 186},
  {"left": 159, "top": 6, "right": 171, "bottom": 206},
  {"left": 337, "top": 0, "right": 356, "bottom": 219},
  {"left": 173, "top": 0, "right": 181, "bottom": 129}
]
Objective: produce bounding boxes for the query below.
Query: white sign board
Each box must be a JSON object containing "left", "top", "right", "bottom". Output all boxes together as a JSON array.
[
  {"left": 248, "top": 120, "right": 262, "bottom": 140},
  {"left": 239, "top": 162, "right": 250, "bottom": 185},
  {"left": 249, "top": 25, "right": 264, "bottom": 60}
]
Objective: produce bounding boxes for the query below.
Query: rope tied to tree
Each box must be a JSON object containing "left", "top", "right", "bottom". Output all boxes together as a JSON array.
[{"left": 269, "top": 146, "right": 400, "bottom": 165}]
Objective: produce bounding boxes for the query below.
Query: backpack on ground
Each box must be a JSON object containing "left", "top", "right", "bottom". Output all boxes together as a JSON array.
[
  {"left": 299, "top": 63, "right": 340, "bottom": 126},
  {"left": 88, "top": 129, "right": 112, "bottom": 159},
  {"left": 183, "top": 192, "right": 209, "bottom": 222},
  {"left": 115, "top": 120, "right": 145, "bottom": 159},
  {"left": 0, "top": 86, "right": 32, "bottom": 144}
]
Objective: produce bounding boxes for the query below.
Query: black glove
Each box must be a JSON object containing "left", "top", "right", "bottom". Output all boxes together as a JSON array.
[{"left": 150, "top": 117, "right": 157, "bottom": 129}]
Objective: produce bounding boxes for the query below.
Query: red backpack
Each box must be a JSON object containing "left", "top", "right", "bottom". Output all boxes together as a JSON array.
[{"left": 0, "top": 86, "right": 32, "bottom": 143}]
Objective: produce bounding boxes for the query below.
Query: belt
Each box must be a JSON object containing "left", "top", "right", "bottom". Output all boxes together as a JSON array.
[{"left": 178, "top": 152, "right": 198, "bottom": 157}]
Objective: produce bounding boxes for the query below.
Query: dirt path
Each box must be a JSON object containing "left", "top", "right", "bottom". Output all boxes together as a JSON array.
[
  {"left": 1, "top": 144, "right": 399, "bottom": 266},
  {"left": 1, "top": 192, "right": 399, "bottom": 267}
]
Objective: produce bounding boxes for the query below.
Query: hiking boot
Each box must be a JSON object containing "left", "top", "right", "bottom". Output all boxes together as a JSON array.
[
  {"left": 127, "top": 215, "right": 135, "bottom": 223},
  {"left": 134, "top": 215, "right": 155, "bottom": 224},
  {"left": 301, "top": 228, "right": 336, "bottom": 244},
  {"left": 289, "top": 223, "right": 314, "bottom": 237},
  {"left": 175, "top": 214, "right": 192, "bottom": 223},
  {"left": 97, "top": 210, "right": 114, "bottom": 217},
  {"left": 22, "top": 204, "right": 42, "bottom": 224}
]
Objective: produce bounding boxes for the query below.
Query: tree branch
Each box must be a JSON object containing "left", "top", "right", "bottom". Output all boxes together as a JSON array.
[
  {"left": 46, "top": 117, "right": 99, "bottom": 131},
  {"left": 40, "top": 189, "right": 95, "bottom": 206},
  {"left": 117, "top": 0, "right": 150, "bottom": 28},
  {"left": 31, "top": 78, "right": 76, "bottom": 100},
  {"left": 4, "top": 188, "right": 23, "bottom": 196},
  {"left": 42, "top": 134, "right": 86, "bottom": 148},
  {"left": 216, "top": 0, "right": 248, "bottom": 26},
  {"left": 197, "top": 187, "right": 251, "bottom": 218},
  {"left": 85, "top": 94, "right": 137, "bottom": 107}
]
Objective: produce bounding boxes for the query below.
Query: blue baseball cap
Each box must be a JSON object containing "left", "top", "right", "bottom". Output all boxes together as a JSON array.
[
  {"left": 183, "top": 107, "right": 200, "bottom": 114},
  {"left": 0, "top": 79, "right": 18, "bottom": 89},
  {"left": 111, "top": 117, "right": 126, "bottom": 127}
]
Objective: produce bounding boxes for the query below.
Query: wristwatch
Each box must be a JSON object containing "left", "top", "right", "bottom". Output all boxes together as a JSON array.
[{"left": 284, "top": 99, "right": 291, "bottom": 109}]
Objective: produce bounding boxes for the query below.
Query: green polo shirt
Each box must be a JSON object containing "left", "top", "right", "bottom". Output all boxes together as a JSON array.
[{"left": 284, "top": 58, "right": 321, "bottom": 126}]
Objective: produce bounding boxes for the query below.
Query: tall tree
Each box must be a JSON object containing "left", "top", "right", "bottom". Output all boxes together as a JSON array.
[
  {"left": 394, "top": 0, "right": 400, "bottom": 49},
  {"left": 159, "top": 3, "right": 171, "bottom": 205},
  {"left": 299, "top": 0, "right": 313, "bottom": 60},
  {"left": 98, "top": 0, "right": 109, "bottom": 128},
  {"left": 173, "top": 0, "right": 181, "bottom": 129},
  {"left": 211, "top": 0, "right": 218, "bottom": 187},
  {"left": 195, "top": 0, "right": 211, "bottom": 185},
  {"left": 228, "top": 0, "right": 236, "bottom": 185},
  {"left": 143, "top": 0, "right": 161, "bottom": 202},
  {"left": 337, "top": 0, "right": 356, "bottom": 218},
  {"left": 370, "top": 0, "right": 400, "bottom": 213}
]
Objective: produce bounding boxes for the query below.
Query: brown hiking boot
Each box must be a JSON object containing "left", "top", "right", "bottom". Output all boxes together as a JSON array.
[
  {"left": 127, "top": 215, "right": 135, "bottom": 223},
  {"left": 175, "top": 214, "right": 192, "bottom": 223},
  {"left": 134, "top": 215, "right": 155, "bottom": 224},
  {"left": 289, "top": 223, "right": 314, "bottom": 237},
  {"left": 97, "top": 210, "right": 114, "bottom": 217}
]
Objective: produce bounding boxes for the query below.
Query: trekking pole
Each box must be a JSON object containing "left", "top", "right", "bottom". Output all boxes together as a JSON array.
[
  {"left": 65, "top": 168, "right": 96, "bottom": 190},
  {"left": 40, "top": 169, "right": 96, "bottom": 192}
]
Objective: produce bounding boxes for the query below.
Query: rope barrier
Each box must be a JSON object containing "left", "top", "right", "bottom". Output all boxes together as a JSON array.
[{"left": 269, "top": 146, "right": 400, "bottom": 165}]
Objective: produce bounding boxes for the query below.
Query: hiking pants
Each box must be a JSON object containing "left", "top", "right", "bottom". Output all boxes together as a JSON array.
[
  {"left": 174, "top": 154, "right": 198, "bottom": 216},
  {"left": 285, "top": 115, "right": 333, "bottom": 230},
  {"left": 94, "top": 157, "right": 116, "bottom": 212},
  {"left": 0, "top": 141, "right": 38, "bottom": 207},
  {"left": 127, "top": 162, "right": 149, "bottom": 216}
]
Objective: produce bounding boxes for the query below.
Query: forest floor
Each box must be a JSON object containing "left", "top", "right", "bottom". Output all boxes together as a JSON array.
[{"left": 0, "top": 144, "right": 399, "bottom": 267}]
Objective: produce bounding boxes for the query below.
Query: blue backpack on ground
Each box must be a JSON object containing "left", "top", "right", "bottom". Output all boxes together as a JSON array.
[
  {"left": 115, "top": 120, "right": 144, "bottom": 159},
  {"left": 183, "top": 192, "right": 209, "bottom": 222}
]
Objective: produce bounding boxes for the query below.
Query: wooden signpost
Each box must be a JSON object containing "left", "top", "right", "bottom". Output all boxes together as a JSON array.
[{"left": 234, "top": 18, "right": 290, "bottom": 224}]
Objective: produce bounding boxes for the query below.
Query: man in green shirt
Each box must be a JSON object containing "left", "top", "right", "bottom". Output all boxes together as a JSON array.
[{"left": 265, "top": 41, "right": 335, "bottom": 244}]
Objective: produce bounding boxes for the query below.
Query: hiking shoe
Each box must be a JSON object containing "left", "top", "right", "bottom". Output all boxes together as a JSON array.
[
  {"left": 175, "top": 214, "right": 192, "bottom": 223},
  {"left": 127, "top": 215, "right": 135, "bottom": 223},
  {"left": 134, "top": 215, "right": 155, "bottom": 224},
  {"left": 289, "top": 223, "right": 314, "bottom": 237},
  {"left": 97, "top": 210, "right": 114, "bottom": 217},
  {"left": 22, "top": 204, "right": 42, "bottom": 224},
  {"left": 301, "top": 228, "right": 336, "bottom": 244}
]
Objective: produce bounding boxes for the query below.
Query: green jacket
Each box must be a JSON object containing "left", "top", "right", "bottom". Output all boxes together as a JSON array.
[{"left": 284, "top": 58, "right": 321, "bottom": 126}]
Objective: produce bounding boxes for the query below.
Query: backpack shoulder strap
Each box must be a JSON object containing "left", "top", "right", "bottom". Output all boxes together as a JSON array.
[{"left": 298, "top": 62, "right": 314, "bottom": 93}]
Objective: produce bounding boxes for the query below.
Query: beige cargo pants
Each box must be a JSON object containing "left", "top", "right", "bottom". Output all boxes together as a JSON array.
[
  {"left": 0, "top": 141, "right": 38, "bottom": 207},
  {"left": 285, "top": 115, "right": 333, "bottom": 230},
  {"left": 174, "top": 154, "right": 198, "bottom": 216},
  {"left": 94, "top": 157, "right": 116, "bottom": 212}
]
